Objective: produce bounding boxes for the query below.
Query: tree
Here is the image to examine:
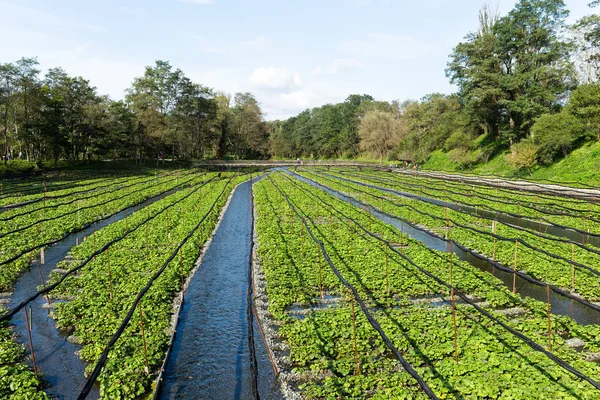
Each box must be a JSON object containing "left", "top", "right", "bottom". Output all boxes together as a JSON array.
[
  {"left": 447, "top": 4, "right": 504, "bottom": 139},
  {"left": 358, "top": 110, "right": 402, "bottom": 165},
  {"left": 532, "top": 112, "right": 584, "bottom": 164},
  {"left": 568, "top": 83, "right": 600, "bottom": 140},
  {"left": 573, "top": 1, "right": 600, "bottom": 82},
  {"left": 230, "top": 92, "right": 267, "bottom": 159},
  {"left": 126, "top": 60, "right": 187, "bottom": 161},
  {"left": 0, "top": 62, "right": 17, "bottom": 164},
  {"left": 448, "top": 1, "right": 576, "bottom": 143},
  {"left": 495, "top": 0, "right": 575, "bottom": 138}
]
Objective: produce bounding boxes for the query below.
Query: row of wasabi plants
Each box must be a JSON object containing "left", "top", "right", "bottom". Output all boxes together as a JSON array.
[
  {"left": 297, "top": 169, "right": 600, "bottom": 303},
  {"left": 0, "top": 170, "right": 203, "bottom": 292},
  {"left": 0, "top": 172, "right": 251, "bottom": 399},
  {"left": 253, "top": 171, "right": 600, "bottom": 399}
]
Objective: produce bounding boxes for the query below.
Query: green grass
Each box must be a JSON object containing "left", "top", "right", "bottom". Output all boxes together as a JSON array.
[{"left": 421, "top": 141, "right": 600, "bottom": 187}]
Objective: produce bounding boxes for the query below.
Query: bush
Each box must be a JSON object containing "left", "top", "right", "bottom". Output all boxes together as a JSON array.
[
  {"left": 532, "top": 112, "right": 584, "bottom": 165},
  {"left": 448, "top": 148, "right": 476, "bottom": 168},
  {"left": 506, "top": 139, "right": 538, "bottom": 171},
  {"left": 444, "top": 130, "right": 473, "bottom": 151},
  {"left": 0, "top": 160, "right": 37, "bottom": 177}
]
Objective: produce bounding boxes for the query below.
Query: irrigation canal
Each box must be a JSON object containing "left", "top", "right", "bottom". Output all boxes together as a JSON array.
[
  {"left": 5, "top": 185, "right": 189, "bottom": 399},
  {"left": 321, "top": 171, "right": 600, "bottom": 247},
  {"left": 285, "top": 169, "right": 600, "bottom": 326},
  {"left": 159, "top": 179, "right": 282, "bottom": 399}
]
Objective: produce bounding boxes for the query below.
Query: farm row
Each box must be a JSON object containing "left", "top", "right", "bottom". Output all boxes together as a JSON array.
[
  {"left": 0, "top": 169, "right": 249, "bottom": 398},
  {"left": 2, "top": 167, "right": 600, "bottom": 399},
  {"left": 252, "top": 170, "right": 600, "bottom": 399}
]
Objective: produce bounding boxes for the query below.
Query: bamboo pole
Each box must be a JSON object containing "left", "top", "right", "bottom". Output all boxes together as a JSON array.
[
  {"left": 513, "top": 240, "right": 518, "bottom": 294},
  {"left": 385, "top": 244, "right": 389, "bottom": 297},
  {"left": 450, "top": 242, "right": 458, "bottom": 363},
  {"left": 107, "top": 248, "right": 113, "bottom": 300},
  {"left": 24, "top": 306, "right": 38, "bottom": 379},
  {"left": 138, "top": 300, "right": 149, "bottom": 373},
  {"left": 546, "top": 284, "right": 552, "bottom": 351},
  {"left": 351, "top": 295, "right": 360, "bottom": 375},
  {"left": 571, "top": 244, "right": 575, "bottom": 292}
]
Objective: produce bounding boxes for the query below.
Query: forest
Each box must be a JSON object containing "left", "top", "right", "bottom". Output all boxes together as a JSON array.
[{"left": 1, "top": 0, "right": 599, "bottom": 172}]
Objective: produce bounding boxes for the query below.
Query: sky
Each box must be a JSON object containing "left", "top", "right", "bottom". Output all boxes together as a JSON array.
[{"left": 0, "top": 0, "right": 593, "bottom": 120}]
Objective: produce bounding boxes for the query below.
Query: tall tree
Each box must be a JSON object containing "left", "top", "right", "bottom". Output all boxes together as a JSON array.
[
  {"left": 0, "top": 62, "right": 17, "bottom": 164},
  {"left": 573, "top": 1, "right": 600, "bottom": 83},
  {"left": 447, "top": 5, "right": 504, "bottom": 139},
  {"left": 230, "top": 92, "right": 267, "bottom": 159},
  {"left": 495, "top": 0, "right": 575, "bottom": 138},
  {"left": 359, "top": 110, "right": 402, "bottom": 165}
]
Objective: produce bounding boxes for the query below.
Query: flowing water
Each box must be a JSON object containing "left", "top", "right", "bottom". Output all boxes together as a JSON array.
[
  {"left": 286, "top": 170, "right": 600, "bottom": 326},
  {"left": 159, "top": 180, "right": 282, "bottom": 400},
  {"left": 6, "top": 185, "right": 188, "bottom": 399}
]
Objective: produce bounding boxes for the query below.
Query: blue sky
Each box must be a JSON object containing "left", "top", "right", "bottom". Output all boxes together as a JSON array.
[{"left": 0, "top": 0, "right": 592, "bottom": 120}]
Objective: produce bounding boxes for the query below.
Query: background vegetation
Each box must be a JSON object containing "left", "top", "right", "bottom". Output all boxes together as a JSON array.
[{"left": 1, "top": 0, "right": 599, "bottom": 179}]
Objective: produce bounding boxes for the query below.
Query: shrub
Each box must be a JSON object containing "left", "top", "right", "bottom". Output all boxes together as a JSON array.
[
  {"left": 506, "top": 139, "right": 538, "bottom": 171},
  {"left": 448, "top": 148, "right": 476, "bottom": 168},
  {"left": 532, "top": 112, "right": 585, "bottom": 165}
]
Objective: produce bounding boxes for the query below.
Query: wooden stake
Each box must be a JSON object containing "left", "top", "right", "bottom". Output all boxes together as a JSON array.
[
  {"left": 385, "top": 244, "right": 389, "bottom": 297},
  {"left": 571, "top": 244, "right": 575, "bottom": 292},
  {"left": 24, "top": 306, "right": 38, "bottom": 379},
  {"left": 319, "top": 252, "right": 324, "bottom": 300},
  {"left": 145, "top": 223, "right": 149, "bottom": 260},
  {"left": 351, "top": 295, "right": 360, "bottom": 375},
  {"left": 513, "top": 240, "right": 518, "bottom": 294},
  {"left": 138, "top": 300, "right": 149, "bottom": 373},
  {"left": 179, "top": 248, "right": 184, "bottom": 292},
  {"left": 107, "top": 248, "right": 113, "bottom": 300},
  {"left": 34, "top": 256, "right": 51, "bottom": 305},
  {"left": 546, "top": 284, "right": 552, "bottom": 351},
  {"left": 492, "top": 221, "right": 497, "bottom": 260}
]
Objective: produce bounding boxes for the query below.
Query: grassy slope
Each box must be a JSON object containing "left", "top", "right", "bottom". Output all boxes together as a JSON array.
[{"left": 421, "top": 142, "right": 600, "bottom": 186}]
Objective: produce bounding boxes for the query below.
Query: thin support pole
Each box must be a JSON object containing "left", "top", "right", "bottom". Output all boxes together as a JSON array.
[
  {"left": 513, "top": 240, "right": 518, "bottom": 294},
  {"left": 385, "top": 244, "right": 389, "bottom": 297},
  {"left": 24, "top": 306, "right": 38, "bottom": 379},
  {"left": 492, "top": 221, "right": 497, "bottom": 260},
  {"left": 138, "top": 300, "right": 149, "bottom": 373},
  {"left": 571, "top": 244, "right": 575, "bottom": 292},
  {"left": 34, "top": 256, "right": 51, "bottom": 305},
  {"left": 351, "top": 295, "right": 360, "bottom": 375},
  {"left": 546, "top": 284, "right": 552, "bottom": 351},
  {"left": 107, "top": 248, "right": 113, "bottom": 300}
]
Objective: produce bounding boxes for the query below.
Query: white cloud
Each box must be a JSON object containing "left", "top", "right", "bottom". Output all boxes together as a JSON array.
[
  {"left": 250, "top": 67, "right": 301, "bottom": 91},
  {"left": 313, "top": 58, "right": 363, "bottom": 75},
  {"left": 278, "top": 90, "right": 320, "bottom": 111},
  {"left": 341, "top": 33, "right": 430, "bottom": 59}
]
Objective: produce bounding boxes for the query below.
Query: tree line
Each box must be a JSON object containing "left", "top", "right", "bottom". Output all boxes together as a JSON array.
[
  {"left": 270, "top": 0, "right": 600, "bottom": 169},
  {"left": 0, "top": 60, "right": 268, "bottom": 166},
  {"left": 2, "top": 0, "right": 599, "bottom": 170}
]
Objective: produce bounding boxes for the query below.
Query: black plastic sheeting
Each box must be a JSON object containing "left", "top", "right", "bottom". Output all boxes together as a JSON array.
[
  {"left": 278, "top": 171, "right": 600, "bottom": 392},
  {"left": 4, "top": 185, "right": 185, "bottom": 399},
  {"left": 269, "top": 175, "right": 439, "bottom": 399},
  {"left": 317, "top": 171, "right": 600, "bottom": 250},
  {"left": 286, "top": 170, "right": 600, "bottom": 326},
  {"left": 159, "top": 179, "right": 282, "bottom": 400}
]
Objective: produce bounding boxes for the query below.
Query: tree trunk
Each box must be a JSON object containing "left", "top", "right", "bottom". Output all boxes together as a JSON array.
[{"left": 380, "top": 153, "right": 383, "bottom": 166}]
